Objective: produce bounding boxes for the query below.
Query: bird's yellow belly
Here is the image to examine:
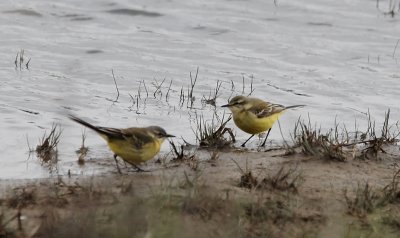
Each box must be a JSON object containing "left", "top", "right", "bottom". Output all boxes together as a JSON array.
[
  {"left": 233, "top": 111, "right": 283, "bottom": 134},
  {"left": 107, "top": 140, "right": 161, "bottom": 164}
]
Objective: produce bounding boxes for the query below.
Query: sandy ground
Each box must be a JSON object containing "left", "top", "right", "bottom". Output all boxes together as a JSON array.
[{"left": 1, "top": 147, "right": 400, "bottom": 238}]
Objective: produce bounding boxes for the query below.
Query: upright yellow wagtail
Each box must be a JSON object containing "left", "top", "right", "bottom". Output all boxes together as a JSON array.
[
  {"left": 222, "top": 95, "right": 303, "bottom": 147},
  {"left": 69, "top": 115, "right": 174, "bottom": 172}
]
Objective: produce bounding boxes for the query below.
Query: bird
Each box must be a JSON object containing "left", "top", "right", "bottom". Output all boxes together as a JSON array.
[
  {"left": 68, "top": 115, "right": 174, "bottom": 172},
  {"left": 221, "top": 95, "right": 304, "bottom": 147}
]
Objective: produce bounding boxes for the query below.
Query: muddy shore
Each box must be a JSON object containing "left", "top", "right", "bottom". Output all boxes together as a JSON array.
[{"left": 1, "top": 146, "right": 399, "bottom": 238}]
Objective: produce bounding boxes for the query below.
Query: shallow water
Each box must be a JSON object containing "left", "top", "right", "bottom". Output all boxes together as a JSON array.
[{"left": 1, "top": 0, "right": 400, "bottom": 179}]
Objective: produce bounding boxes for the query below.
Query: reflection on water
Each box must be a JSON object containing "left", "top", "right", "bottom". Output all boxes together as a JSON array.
[
  {"left": 85, "top": 50, "right": 103, "bottom": 54},
  {"left": 4, "top": 9, "right": 42, "bottom": 17},
  {"left": 0, "top": 0, "right": 399, "bottom": 179},
  {"left": 106, "top": 8, "right": 163, "bottom": 17},
  {"left": 306, "top": 22, "right": 333, "bottom": 27}
]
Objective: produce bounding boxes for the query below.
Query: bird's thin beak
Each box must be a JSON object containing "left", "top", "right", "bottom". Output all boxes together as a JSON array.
[
  {"left": 165, "top": 134, "right": 175, "bottom": 138},
  {"left": 221, "top": 104, "right": 230, "bottom": 108}
]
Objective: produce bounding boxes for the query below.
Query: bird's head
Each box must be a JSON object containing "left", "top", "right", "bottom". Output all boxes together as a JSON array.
[
  {"left": 147, "top": 126, "right": 175, "bottom": 142},
  {"left": 221, "top": 95, "right": 250, "bottom": 112}
]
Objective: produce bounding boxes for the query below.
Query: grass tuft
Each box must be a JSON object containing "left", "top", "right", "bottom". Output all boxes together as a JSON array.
[
  {"left": 292, "top": 110, "right": 400, "bottom": 161},
  {"left": 7, "top": 187, "right": 36, "bottom": 209},
  {"left": 293, "top": 117, "right": 347, "bottom": 162},
  {"left": 357, "top": 110, "right": 399, "bottom": 160},
  {"left": 235, "top": 160, "right": 302, "bottom": 193},
  {"left": 201, "top": 80, "right": 222, "bottom": 107},
  {"left": 381, "top": 168, "right": 400, "bottom": 205},
  {"left": 75, "top": 129, "right": 89, "bottom": 165},
  {"left": 243, "top": 198, "right": 294, "bottom": 226},
  {"left": 239, "top": 171, "right": 259, "bottom": 189},
  {"left": 36, "top": 124, "right": 62, "bottom": 164},
  {"left": 169, "top": 141, "right": 198, "bottom": 171},
  {"left": 260, "top": 166, "right": 303, "bottom": 193},
  {"left": 207, "top": 150, "right": 220, "bottom": 167},
  {"left": 382, "top": 214, "right": 400, "bottom": 231},
  {"left": 194, "top": 112, "right": 235, "bottom": 149},
  {"left": 344, "top": 182, "right": 380, "bottom": 218}
]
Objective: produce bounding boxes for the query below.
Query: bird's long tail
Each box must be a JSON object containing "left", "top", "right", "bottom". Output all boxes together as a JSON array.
[
  {"left": 285, "top": 105, "right": 305, "bottom": 110},
  {"left": 69, "top": 115, "right": 124, "bottom": 141},
  {"left": 69, "top": 115, "right": 107, "bottom": 136}
]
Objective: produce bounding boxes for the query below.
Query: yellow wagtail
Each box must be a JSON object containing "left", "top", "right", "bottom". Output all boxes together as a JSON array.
[
  {"left": 221, "top": 95, "right": 304, "bottom": 147},
  {"left": 69, "top": 115, "right": 174, "bottom": 172}
]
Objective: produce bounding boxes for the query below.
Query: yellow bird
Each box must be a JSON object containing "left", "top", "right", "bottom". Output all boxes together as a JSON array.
[
  {"left": 69, "top": 115, "right": 174, "bottom": 172},
  {"left": 222, "top": 95, "right": 303, "bottom": 147}
]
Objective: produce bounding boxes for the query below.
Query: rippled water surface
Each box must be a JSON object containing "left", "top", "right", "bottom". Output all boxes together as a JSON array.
[{"left": 1, "top": 0, "right": 400, "bottom": 178}]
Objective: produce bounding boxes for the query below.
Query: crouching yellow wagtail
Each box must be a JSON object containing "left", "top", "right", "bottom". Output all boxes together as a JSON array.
[
  {"left": 69, "top": 115, "right": 174, "bottom": 172},
  {"left": 221, "top": 96, "right": 304, "bottom": 147}
]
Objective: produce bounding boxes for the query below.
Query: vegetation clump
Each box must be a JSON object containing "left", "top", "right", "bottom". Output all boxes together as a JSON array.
[
  {"left": 35, "top": 124, "right": 62, "bottom": 164},
  {"left": 194, "top": 113, "right": 235, "bottom": 149},
  {"left": 292, "top": 110, "right": 399, "bottom": 161}
]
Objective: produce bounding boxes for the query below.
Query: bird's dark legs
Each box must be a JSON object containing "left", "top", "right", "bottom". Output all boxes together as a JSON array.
[
  {"left": 131, "top": 164, "right": 147, "bottom": 172},
  {"left": 114, "top": 154, "right": 147, "bottom": 172},
  {"left": 241, "top": 129, "right": 272, "bottom": 147},
  {"left": 122, "top": 158, "right": 147, "bottom": 172},
  {"left": 113, "top": 154, "right": 122, "bottom": 174},
  {"left": 261, "top": 128, "right": 272, "bottom": 147},
  {"left": 241, "top": 134, "right": 255, "bottom": 147}
]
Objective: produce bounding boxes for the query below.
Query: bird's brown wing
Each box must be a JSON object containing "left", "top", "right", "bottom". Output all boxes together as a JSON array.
[
  {"left": 96, "top": 127, "right": 124, "bottom": 139},
  {"left": 119, "top": 128, "right": 154, "bottom": 150},
  {"left": 248, "top": 102, "right": 286, "bottom": 119}
]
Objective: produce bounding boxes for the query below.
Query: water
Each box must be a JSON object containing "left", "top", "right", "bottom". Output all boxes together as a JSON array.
[{"left": 1, "top": 0, "right": 400, "bottom": 179}]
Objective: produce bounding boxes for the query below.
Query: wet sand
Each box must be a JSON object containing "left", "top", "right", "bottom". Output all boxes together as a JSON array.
[{"left": 1, "top": 147, "right": 399, "bottom": 238}]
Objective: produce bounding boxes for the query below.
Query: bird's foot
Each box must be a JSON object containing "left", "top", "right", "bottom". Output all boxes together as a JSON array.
[
  {"left": 132, "top": 164, "right": 149, "bottom": 172},
  {"left": 113, "top": 154, "right": 122, "bottom": 174}
]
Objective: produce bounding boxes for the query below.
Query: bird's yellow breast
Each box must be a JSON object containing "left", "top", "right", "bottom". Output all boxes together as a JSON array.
[
  {"left": 233, "top": 110, "right": 283, "bottom": 135},
  {"left": 107, "top": 139, "right": 162, "bottom": 164}
]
